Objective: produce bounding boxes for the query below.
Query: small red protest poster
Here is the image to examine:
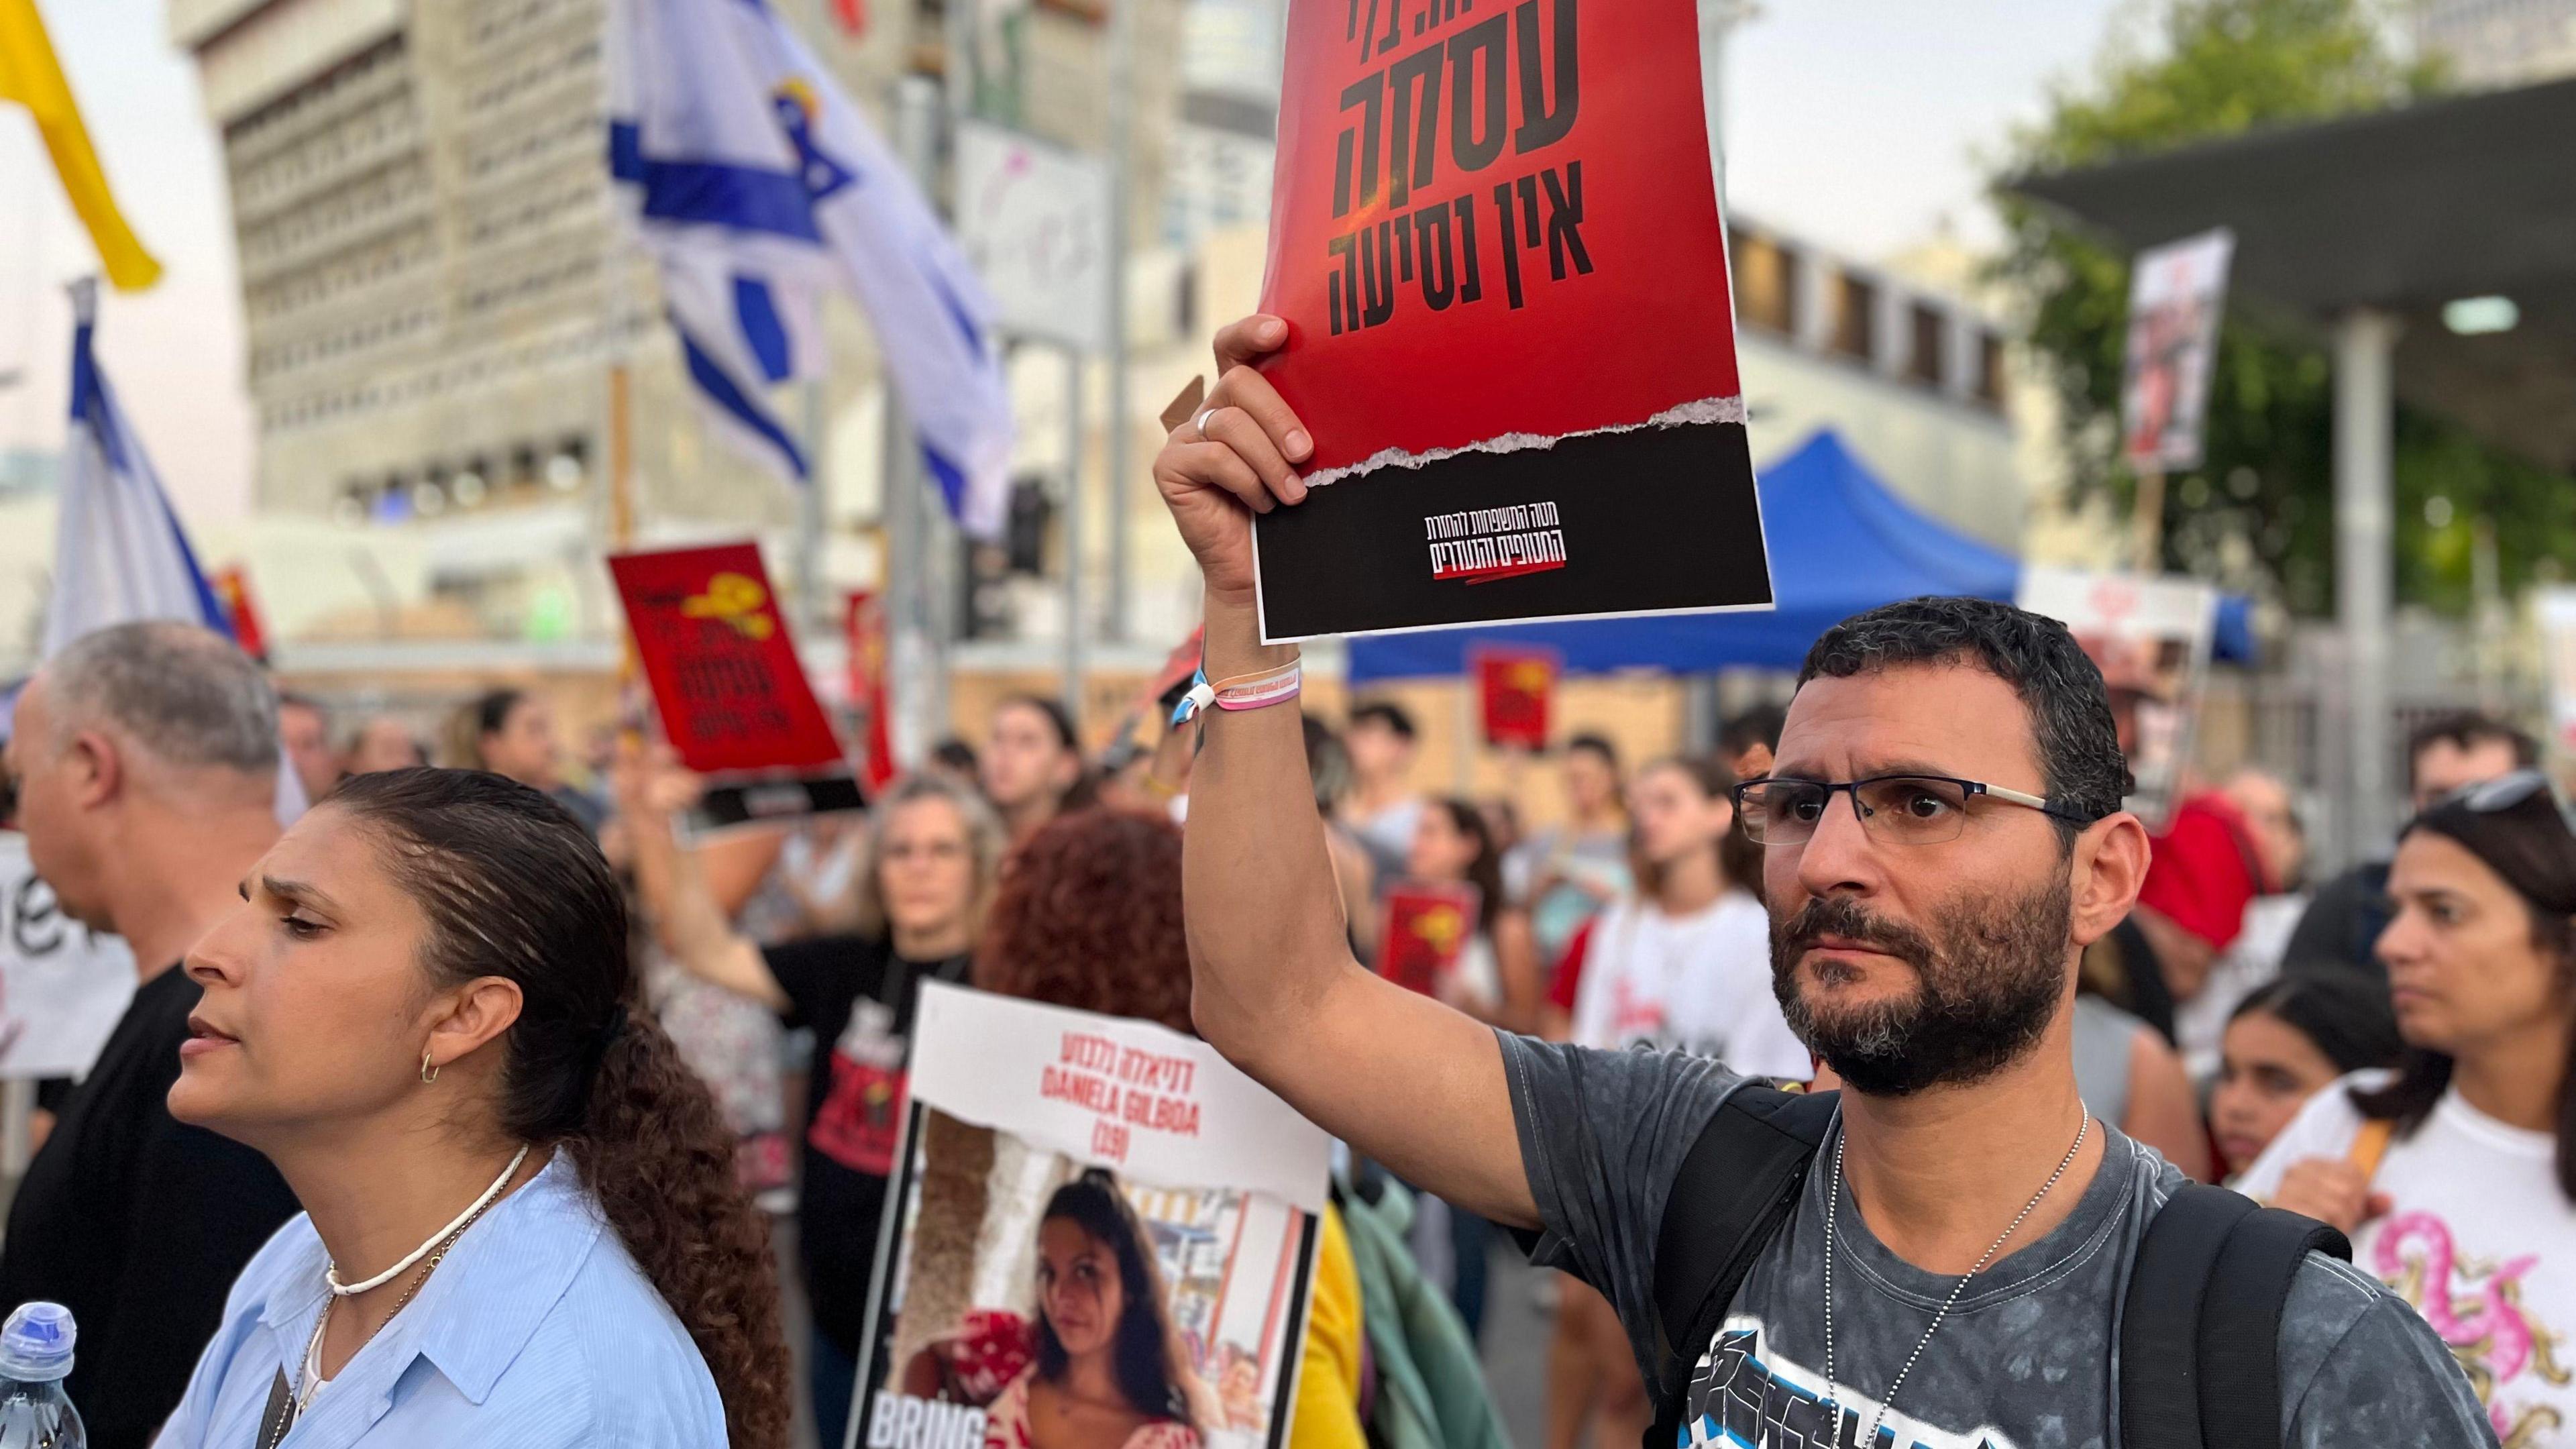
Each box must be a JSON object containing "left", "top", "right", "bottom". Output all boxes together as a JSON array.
[
  {"left": 1377, "top": 881, "right": 1483, "bottom": 997},
  {"left": 843, "top": 590, "right": 898, "bottom": 794},
  {"left": 1476, "top": 647, "right": 1556, "bottom": 749},
  {"left": 610, "top": 543, "right": 861, "bottom": 828},
  {"left": 1249, "top": 0, "right": 1772, "bottom": 641},
  {"left": 210, "top": 566, "right": 270, "bottom": 662}
]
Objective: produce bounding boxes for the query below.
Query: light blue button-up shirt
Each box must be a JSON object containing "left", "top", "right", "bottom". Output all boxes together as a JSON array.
[{"left": 153, "top": 1152, "right": 729, "bottom": 1447}]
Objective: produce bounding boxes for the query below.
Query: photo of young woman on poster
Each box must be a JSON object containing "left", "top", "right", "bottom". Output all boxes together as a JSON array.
[
  {"left": 862, "top": 984, "right": 1324, "bottom": 1449},
  {"left": 898, "top": 1169, "right": 1218, "bottom": 1449}
]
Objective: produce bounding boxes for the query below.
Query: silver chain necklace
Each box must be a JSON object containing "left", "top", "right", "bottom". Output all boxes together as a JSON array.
[{"left": 1820, "top": 1104, "right": 2091, "bottom": 1449}]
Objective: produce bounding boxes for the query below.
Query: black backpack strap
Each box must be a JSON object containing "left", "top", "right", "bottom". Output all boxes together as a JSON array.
[
  {"left": 1644, "top": 1085, "right": 1837, "bottom": 1449},
  {"left": 2197, "top": 1208, "right": 2351, "bottom": 1449},
  {"left": 2123, "top": 1183, "right": 2256, "bottom": 1449},
  {"left": 2122, "top": 1182, "right": 2353, "bottom": 1449}
]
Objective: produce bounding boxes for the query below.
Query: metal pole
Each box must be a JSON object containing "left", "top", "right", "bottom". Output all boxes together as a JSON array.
[
  {"left": 1698, "top": 0, "right": 1756, "bottom": 203},
  {"left": 947, "top": 0, "right": 975, "bottom": 132},
  {"left": 1063, "top": 349, "right": 1086, "bottom": 713},
  {"left": 2133, "top": 469, "right": 2166, "bottom": 574},
  {"left": 1103, "top": 0, "right": 1136, "bottom": 643},
  {"left": 608, "top": 364, "right": 635, "bottom": 549},
  {"left": 800, "top": 379, "right": 829, "bottom": 637},
  {"left": 884, "top": 74, "right": 951, "bottom": 763},
  {"left": 2334, "top": 309, "right": 2398, "bottom": 852}
]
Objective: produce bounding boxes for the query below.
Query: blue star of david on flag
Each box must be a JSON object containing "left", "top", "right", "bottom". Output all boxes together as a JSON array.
[{"left": 608, "top": 0, "right": 1012, "bottom": 538}]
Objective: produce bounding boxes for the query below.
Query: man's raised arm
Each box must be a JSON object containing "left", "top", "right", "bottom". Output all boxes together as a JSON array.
[{"left": 1159, "top": 317, "right": 1536, "bottom": 1228}]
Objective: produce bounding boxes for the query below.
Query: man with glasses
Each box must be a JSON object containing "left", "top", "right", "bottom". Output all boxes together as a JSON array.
[{"left": 1151, "top": 315, "right": 2488, "bottom": 1446}]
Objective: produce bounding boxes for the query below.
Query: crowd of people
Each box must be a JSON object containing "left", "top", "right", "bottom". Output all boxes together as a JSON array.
[{"left": 0, "top": 315, "right": 2560, "bottom": 1449}]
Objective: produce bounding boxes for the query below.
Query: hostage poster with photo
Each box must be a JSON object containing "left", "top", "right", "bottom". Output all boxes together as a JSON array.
[
  {"left": 1248, "top": 0, "right": 1772, "bottom": 641},
  {"left": 854, "top": 983, "right": 1330, "bottom": 1449},
  {"left": 2019, "top": 567, "right": 2218, "bottom": 826},
  {"left": 2119, "top": 228, "right": 2233, "bottom": 474}
]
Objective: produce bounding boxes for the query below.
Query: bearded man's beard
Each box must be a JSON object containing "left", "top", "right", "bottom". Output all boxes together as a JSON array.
[{"left": 1768, "top": 873, "right": 2073, "bottom": 1097}]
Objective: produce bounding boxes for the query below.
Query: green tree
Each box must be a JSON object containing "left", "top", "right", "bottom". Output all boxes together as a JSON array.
[{"left": 1991, "top": 0, "right": 2576, "bottom": 616}]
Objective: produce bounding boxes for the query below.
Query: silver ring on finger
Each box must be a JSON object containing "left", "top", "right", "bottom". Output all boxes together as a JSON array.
[{"left": 1192, "top": 406, "right": 1218, "bottom": 437}]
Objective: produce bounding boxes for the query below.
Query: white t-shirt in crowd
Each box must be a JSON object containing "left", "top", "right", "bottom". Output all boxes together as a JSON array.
[
  {"left": 2176, "top": 892, "right": 2307, "bottom": 1084},
  {"left": 2239, "top": 1068, "right": 2576, "bottom": 1446},
  {"left": 1567, "top": 890, "right": 1811, "bottom": 1078}
]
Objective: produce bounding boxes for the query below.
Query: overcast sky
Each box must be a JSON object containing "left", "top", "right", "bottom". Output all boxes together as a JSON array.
[{"left": 0, "top": 0, "right": 2135, "bottom": 522}]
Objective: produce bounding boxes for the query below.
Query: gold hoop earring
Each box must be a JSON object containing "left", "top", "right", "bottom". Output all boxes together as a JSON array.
[{"left": 421, "top": 1049, "right": 440, "bottom": 1085}]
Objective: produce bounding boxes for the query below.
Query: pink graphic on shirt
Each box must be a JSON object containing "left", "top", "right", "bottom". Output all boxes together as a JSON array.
[{"left": 2375, "top": 1210, "right": 2571, "bottom": 1446}]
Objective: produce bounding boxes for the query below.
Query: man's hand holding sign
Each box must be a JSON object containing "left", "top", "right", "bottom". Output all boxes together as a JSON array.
[{"left": 1153, "top": 317, "right": 1538, "bottom": 1224}]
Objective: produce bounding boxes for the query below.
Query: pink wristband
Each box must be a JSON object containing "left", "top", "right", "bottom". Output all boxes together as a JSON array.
[
  {"left": 1176, "top": 659, "right": 1302, "bottom": 721},
  {"left": 1213, "top": 659, "right": 1301, "bottom": 710}
]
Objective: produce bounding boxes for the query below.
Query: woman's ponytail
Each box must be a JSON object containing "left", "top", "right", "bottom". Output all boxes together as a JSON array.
[
  {"left": 327, "top": 769, "right": 793, "bottom": 1447},
  {"left": 571, "top": 1011, "right": 792, "bottom": 1448}
]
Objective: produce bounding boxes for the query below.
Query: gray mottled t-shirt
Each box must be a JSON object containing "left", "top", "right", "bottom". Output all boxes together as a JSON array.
[{"left": 1497, "top": 1034, "right": 2496, "bottom": 1449}]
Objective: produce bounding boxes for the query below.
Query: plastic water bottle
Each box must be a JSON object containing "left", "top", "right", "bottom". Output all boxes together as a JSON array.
[{"left": 0, "top": 1302, "right": 83, "bottom": 1448}]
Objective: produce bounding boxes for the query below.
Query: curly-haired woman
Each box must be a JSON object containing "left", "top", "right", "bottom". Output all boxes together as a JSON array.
[
  {"left": 621, "top": 753, "right": 1007, "bottom": 1446},
  {"left": 153, "top": 768, "right": 790, "bottom": 1447}
]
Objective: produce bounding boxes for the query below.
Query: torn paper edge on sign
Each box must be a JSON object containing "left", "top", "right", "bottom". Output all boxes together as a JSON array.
[{"left": 1301, "top": 394, "right": 1748, "bottom": 489}]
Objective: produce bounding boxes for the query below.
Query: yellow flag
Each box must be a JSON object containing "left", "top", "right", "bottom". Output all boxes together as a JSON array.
[{"left": 0, "top": 0, "right": 161, "bottom": 290}]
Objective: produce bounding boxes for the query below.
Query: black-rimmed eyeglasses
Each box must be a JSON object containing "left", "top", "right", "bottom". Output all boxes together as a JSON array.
[{"left": 1731, "top": 775, "right": 2094, "bottom": 847}]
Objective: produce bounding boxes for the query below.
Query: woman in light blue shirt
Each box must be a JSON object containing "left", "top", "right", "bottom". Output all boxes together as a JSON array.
[{"left": 153, "top": 768, "right": 791, "bottom": 1447}]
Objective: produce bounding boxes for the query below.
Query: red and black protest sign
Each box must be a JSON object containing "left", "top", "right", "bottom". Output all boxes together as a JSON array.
[
  {"left": 1250, "top": 0, "right": 1772, "bottom": 641},
  {"left": 610, "top": 543, "right": 863, "bottom": 829},
  {"left": 1377, "top": 881, "right": 1483, "bottom": 997},
  {"left": 1475, "top": 645, "right": 1556, "bottom": 749},
  {"left": 843, "top": 590, "right": 898, "bottom": 794},
  {"left": 211, "top": 566, "right": 270, "bottom": 663}
]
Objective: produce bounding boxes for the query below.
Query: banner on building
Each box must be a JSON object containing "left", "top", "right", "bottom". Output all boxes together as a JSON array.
[
  {"left": 0, "top": 834, "right": 134, "bottom": 1081},
  {"left": 2019, "top": 566, "right": 2218, "bottom": 826},
  {"left": 1475, "top": 647, "right": 1556, "bottom": 749},
  {"left": 1247, "top": 0, "right": 1772, "bottom": 641},
  {"left": 2119, "top": 229, "right": 2234, "bottom": 474},
  {"left": 610, "top": 542, "right": 863, "bottom": 830},
  {"left": 1376, "top": 881, "right": 1482, "bottom": 999},
  {"left": 957, "top": 121, "right": 1115, "bottom": 354},
  {"left": 854, "top": 983, "right": 1327, "bottom": 1449}
]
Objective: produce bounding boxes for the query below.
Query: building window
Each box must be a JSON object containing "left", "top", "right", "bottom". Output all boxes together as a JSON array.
[
  {"left": 1907, "top": 302, "right": 1945, "bottom": 387},
  {"left": 1831, "top": 272, "right": 1876, "bottom": 362},
  {"left": 1730, "top": 230, "right": 1799, "bottom": 336},
  {"left": 1976, "top": 330, "right": 2006, "bottom": 409}
]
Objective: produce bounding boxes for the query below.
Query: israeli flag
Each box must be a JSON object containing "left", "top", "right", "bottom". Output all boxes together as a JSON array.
[
  {"left": 44, "top": 280, "right": 231, "bottom": 657},
  {"left": 44, "top": 281, "right": 308, "bottom": 822},
  {"left": 610, "top": 0, "right": 1014, "bottom": 539}
]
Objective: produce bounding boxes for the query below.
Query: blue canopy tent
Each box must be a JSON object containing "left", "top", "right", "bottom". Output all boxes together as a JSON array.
[{"left": 1344, "top": 429, "right": 2253, "bottom": 684}]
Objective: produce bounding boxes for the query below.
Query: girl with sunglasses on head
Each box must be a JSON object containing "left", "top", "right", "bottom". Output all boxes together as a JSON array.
[
  {"left": 2239, "top": 771, "right": 2576, "bottom": 1445},
  {"left": 153, "top": 769, "right": 788, "bottom": 1448}
]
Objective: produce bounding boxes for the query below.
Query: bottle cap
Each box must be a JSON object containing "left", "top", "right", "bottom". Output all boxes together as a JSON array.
[{"left": 0, "top": 1302, "right": 73, "bottom": 1381}]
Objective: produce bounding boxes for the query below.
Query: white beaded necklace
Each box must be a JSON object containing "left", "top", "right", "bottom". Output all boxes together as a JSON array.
[
  {"left": 1820, "top": 1107, "right": 2090, "bottom": 1449},
  {"left": 326, "top": 1143, "right": 528, "bottom": 1296}
]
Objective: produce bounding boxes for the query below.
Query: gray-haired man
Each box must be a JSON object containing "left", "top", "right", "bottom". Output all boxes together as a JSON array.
[{"left": 0, "top": 622, "right": 299, "bottom": 1449}]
